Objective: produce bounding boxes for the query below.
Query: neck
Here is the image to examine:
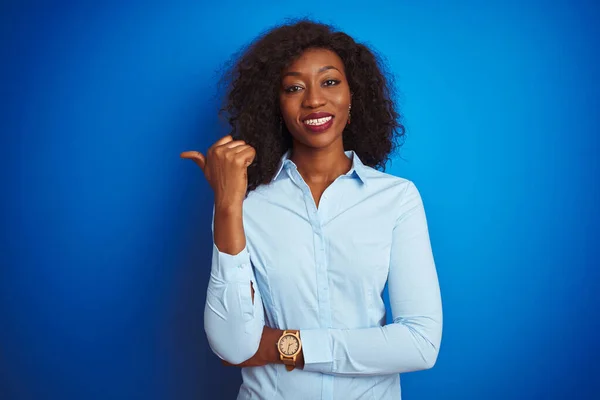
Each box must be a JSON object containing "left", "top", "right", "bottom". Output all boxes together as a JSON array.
[{"left": 290, "top": 141, "right": 353, "bottom": 186}]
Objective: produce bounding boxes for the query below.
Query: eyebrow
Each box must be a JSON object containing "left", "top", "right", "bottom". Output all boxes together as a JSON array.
[{"left": 282, "top": 65, "right": 340, "bottom": 78}]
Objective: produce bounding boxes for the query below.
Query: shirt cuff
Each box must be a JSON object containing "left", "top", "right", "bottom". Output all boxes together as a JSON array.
[
  {"left": 300, "top": 329, "right": 333, "bottom": 373},
  {"left": 211, "top": 242, "right": 253, "bottom": 283}
]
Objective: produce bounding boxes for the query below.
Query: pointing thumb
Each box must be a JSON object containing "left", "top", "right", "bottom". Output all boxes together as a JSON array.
[{"left": 180, "top": 151, "right": 206, "bottom": 172}]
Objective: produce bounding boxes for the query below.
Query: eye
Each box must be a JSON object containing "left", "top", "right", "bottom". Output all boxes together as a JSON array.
[
  {"left": 284, "top": 85, "right": 303, "bottom": 93},
  {"left": 323, "top": 79, "right": 341, "bottom": 87}
]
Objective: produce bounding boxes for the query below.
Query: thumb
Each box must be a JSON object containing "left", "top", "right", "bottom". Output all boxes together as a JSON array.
[{"left": 180, "top": 151, "right": 206, "bottom": 172}]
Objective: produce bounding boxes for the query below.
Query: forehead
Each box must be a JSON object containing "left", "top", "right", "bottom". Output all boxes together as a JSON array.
[{"left": 282, "top": 48, "right": 345, "bottom": 75}]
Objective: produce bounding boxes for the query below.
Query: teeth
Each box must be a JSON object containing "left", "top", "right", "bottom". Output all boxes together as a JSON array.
[{"left": 303, "top": 116, "right": 332, "bottom": 126}]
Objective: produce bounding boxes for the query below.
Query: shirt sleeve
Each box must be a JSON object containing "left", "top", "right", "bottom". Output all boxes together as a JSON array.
[
  {"left": 203, "top": 206, "right": 265, "bottom": 365},
  {"left": 300, "top": 181, "right": 443, "bottom": 376}
]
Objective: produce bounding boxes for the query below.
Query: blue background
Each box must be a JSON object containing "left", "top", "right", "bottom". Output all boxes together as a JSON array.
[{"left": 2, "top": 1, "right": 599, "bottom": 399}]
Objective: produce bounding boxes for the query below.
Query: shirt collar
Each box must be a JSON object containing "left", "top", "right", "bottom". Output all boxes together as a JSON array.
[{"left": 272, "top": 149, "right": 368, "bottom": 185}]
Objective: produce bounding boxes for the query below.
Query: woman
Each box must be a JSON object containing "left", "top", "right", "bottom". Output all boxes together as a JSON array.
[{"left": 181, "top": 19, "right": 442, "bottom": 400}]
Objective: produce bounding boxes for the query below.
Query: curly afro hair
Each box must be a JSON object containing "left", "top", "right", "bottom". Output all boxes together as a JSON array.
[{"left": 218, "top": 18, "right": 406, "bottom": 195}]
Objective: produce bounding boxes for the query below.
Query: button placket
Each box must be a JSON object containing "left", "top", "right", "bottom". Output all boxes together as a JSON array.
[
  {"left": 314, "top": 222, "right": 331, "bottom": 330},
  {"left": 292, "top": 166, "right": 332, "bottom": 329}
]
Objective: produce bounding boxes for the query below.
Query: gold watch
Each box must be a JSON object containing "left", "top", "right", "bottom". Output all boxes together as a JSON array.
[{"left": 277, "top": 330, "right": 302, "bottom": 371}]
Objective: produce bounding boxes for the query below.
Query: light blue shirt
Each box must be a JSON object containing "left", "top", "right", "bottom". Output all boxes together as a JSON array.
[{"left": 205, "top": 150, "right": 442, "bottom": 400}]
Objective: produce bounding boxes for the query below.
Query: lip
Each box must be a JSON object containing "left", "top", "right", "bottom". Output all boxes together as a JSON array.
[
  {"left": 301, "top": 112, "right": 335, "bottom": 133},
  {"left": 303, "top": 117, "right": 334, "bottom": 133},
  {"left": 302, "top": 111, "right": 333, "bottom": 121}
]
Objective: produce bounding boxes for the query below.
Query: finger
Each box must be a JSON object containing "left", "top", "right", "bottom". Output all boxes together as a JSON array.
[
  {"left": 218, "top": 140, "right": 247, "bottom": 150},
  {"left": 220, "top": 145, "right": 251, "bottom": 161},
  {"left": 213, "top": 135, "right": 233, "bottom": 147},
  {"left": 180, "top": 151, "right": 206, "bottom": 171},
  {"left": 180, "top": 151, "right": 201, "bottom": 160},
  {"left": 235, "top": 146, "right": 256, "bottom": 166},
  {"left": 232, "top": 144, "right": 252, "bottom": 154}
]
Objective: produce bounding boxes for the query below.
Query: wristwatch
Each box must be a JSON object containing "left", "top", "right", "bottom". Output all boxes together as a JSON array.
[{"left": 277, "top": 330, "right": 302, "bottom": 371}]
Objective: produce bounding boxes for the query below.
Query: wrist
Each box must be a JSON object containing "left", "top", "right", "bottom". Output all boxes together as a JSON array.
[
  {"left": 276, "top": 329, "right": 304, "bottom": 370},
  {"left": 214, "top": 199, "right": 243, "bottom": 214},
  {"left": 264, "top": 327, "right": 284, "bottom": 364}
]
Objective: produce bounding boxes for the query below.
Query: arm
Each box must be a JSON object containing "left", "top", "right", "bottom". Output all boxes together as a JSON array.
[
  {"left": 203, "top": 204, "right": 266, "bottom": 365},
  {"left": 299, "top": 181, "right": 443, "bottom": 376},
  {"left": 181, "top": 135, "right": 266, "bottom": 365}
]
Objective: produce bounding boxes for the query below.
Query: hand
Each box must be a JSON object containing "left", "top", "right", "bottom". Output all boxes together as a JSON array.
[
  {"left": 180, "top": 135, "right": 256, "bottom": 208},
  {"left": 221, "top": 327, "right": 305, "bottom": 369}
]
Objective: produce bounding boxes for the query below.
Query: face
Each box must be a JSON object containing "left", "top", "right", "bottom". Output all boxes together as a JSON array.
[{"left": 279, "top": 48, "right": 351, "bottom": 150}]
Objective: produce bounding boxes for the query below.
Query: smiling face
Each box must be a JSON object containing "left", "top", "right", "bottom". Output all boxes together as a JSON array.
[{"left": 279, "top": 48, "right": 351, "bottom": 151}]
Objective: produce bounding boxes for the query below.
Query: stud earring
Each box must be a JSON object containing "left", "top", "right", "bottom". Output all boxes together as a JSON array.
[{"left": 347, "top": 104, "right": 352, "bottom": 125}]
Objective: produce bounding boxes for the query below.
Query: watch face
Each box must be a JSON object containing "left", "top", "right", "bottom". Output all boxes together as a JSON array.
[{"left": 278, "top": 334, "right": 299, "bottom": 356}]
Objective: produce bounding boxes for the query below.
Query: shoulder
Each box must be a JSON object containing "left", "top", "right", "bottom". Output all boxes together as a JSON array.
[
  {"left": 361, "top": 165, "right": 417, "bottom": 194},
  {"left": 360, "top": 166, "right": 425, "bottom": 218}
]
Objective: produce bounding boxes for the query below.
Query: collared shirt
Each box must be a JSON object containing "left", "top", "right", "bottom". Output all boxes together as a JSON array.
[{"left": 205, "top": 150, "right": 443, "bottom": 400}]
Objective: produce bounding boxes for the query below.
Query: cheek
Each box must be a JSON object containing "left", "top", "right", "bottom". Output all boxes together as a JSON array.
[
  {"left": 279, "top": 98, "right": 296, "bottom": 120},
  {"left": 279, "top": 102, "right": 298, "bottom": 135},
  {"left": 330, "top": 91, "right": 350, "bottom": 110}
]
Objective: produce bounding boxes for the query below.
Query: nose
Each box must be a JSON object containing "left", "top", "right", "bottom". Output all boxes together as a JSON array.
[{"left": 301, "top": 85, "right": 326, "bottom": 109}]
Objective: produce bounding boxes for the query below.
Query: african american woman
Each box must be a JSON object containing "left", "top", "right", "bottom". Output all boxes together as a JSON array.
[{"left": 181, "top": 19, "right": 443, "bottom": 400}]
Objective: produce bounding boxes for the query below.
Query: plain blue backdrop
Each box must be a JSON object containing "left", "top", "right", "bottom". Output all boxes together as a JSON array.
[{"left": 1, "top": 1, "right": 599, "bottom": 399}]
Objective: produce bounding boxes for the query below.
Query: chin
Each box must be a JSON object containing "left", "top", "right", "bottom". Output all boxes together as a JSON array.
[{"left": 294, "top": 133, "right": 343, "bottom": 150}]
